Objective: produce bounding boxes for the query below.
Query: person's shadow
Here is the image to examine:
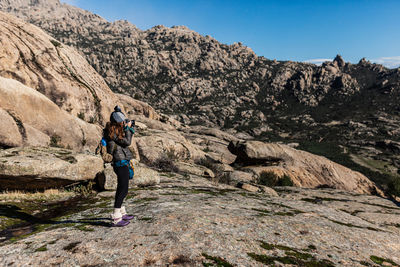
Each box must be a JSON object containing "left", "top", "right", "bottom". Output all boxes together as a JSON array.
[{"left": 0, "top": 204, "right": 112, "bottom": 242}]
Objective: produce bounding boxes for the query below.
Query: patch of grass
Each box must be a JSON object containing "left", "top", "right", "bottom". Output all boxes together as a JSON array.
[
  {"left": 35, "top": 245, "right": 47, "bottom": 252},
  {"left": 0, "top": 189, "right": 74, "bottom": 201},
  {"left": 133, "top": 197, "right": 158, "bottom": 204},
  {"left": 285, "top": 251, "right": 313, "bottom": 260},
  {"left": 274, "top": 210, "right": 304, "bottom": 216},
  {"left": 124, "top": 193, "right": 138, "bottom": 200},
  {"left": 247, "top": 253, "right": 276, "bottom": 265},
  {"left": 251, "top": 241, "right": 335, "bottom": 266},
  {"left": 327, "top": 218, "right": 382, "bottom": 232},
  {"left": 159, "top": 192, "right": 186, "bottom": 196},
  {"left": 74, "top": 224, "right": 94, "bottom": 232},
  {"left": 260, "top": 241, "right": 294, "bottom": 251},
  {"left": 301, "top": 197, "right": 351, "bottom": 203},
  {"left": 248, "top": 252, "right": 335, "bottom": 266},
  {"left": 201, "top": 253, "right": 233, "bottom": 267},
  {"left": 252, "top": 208, "right": 271, "bottom": 216},
  {"left": 238, "top": 192, "right": 263, "bottom": 199},
  {"left": 370, "top": 255, "right": 399, "bottom": 266}
]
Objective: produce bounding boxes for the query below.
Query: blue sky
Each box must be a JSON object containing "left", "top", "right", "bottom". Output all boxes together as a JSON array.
[{"left": 62, "top": 0, "right": 400, "bottom": 68}]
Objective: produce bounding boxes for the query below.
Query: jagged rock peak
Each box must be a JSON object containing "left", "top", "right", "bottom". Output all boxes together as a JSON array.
[
  {"left": 333, "top": 54, "right": 345, "bottom": 68},
  {"left": 358, "top": 57, "right": 370, "bottom": 65}
]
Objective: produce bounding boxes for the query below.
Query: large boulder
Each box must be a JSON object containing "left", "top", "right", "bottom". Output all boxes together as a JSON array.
[
  {"left": 0, "top": 108, "right": 23, "bottom": 148},
  {"left": 0, "top": 77, "right": 101, "bottom": 150},
  {"left": 175, "top": 161, "right": 215, "bottom": 178},
  {"left": 0, "top": 147, "right": 104, "bottom": 190},
  {"left": 183, "top": 128, "right": 237, "bottom": 165},
  {"left": 228, "top": 141, "right": 384, "bottom": 195},
  {"left": 95, "top": 163, "right": 118, "bottom": 190},
  {"left": 97, "top": 162, "right": 161, "bottom": 190},
  {"left": 116, "top": 93, "right": 160, "bottom": 121},
  {"left": 135, "top": 127, "right": 206, "bottom": 164},
  {"left": 131, "top": 164, "right": 161, "bottom": 187}
]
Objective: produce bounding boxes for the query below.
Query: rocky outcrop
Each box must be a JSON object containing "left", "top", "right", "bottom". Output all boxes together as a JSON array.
[
  {"left": 0, "top": 146, "right": 103, "bottom": 190},
  {"left": 0, "top": 11, "right": 164, "bottom": 150},
  {"left": 0, "top": 10, "right": 116, "bottom": 125},
  {"left": 229, "top": 141, "right": 384, "bottom": 195}
]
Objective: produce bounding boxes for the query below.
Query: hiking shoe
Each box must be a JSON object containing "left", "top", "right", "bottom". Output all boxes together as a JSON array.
[
  {"left": 112, "top": 218, "right": 130, "bottom": 227},
  {"left": 120, "top": 206, "right": 134, "bottom": 220},
  {"left": 122, "top": 214, "right": 135, "bottom": 220}
]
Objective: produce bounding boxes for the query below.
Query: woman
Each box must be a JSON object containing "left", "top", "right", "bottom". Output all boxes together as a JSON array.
[{"left": 106, "top": 106, "right": 135, "bottom": 227}]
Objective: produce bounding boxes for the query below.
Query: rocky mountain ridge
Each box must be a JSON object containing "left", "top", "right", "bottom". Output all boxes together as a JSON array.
[
  {"left": 0, "top": 9, "right": 382, "bottom": 196},
  {"left": 2, "top": 0, "right": 399, "bottom": 195}
]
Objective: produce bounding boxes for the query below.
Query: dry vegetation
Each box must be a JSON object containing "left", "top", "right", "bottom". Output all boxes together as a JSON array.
[{"left": 0, "top": 189, "right": 75, "bottom": 202}]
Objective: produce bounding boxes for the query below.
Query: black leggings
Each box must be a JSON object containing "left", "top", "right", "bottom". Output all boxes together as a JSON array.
[{"left": 113, "top": 165, "right": 130, "bottom": 209}]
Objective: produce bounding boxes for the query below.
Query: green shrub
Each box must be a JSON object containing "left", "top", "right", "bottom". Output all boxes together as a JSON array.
[
  {"left": 88, "top": 116, "right": 96, "bottom": 124},
  {"left": 50, "top": 40, "right": 62, "bottom": 47},
  {"left": 388, "top": 176, "right": 400, "bottom": 197},
  {"left": 258, "top": 171, "right": 293, "bottom": 187},
  {"left": 258, "top": 171, "right": 279, "bottom": 186},
  {"left": 50, "top": 134, "right": 62, "bottom": 148},
  {"left": 196, "top": 158, "right": 225, "bottom": 180},
  {"left": 277, "top": 175, "right": 294, "bottom": 186},
  {"left": 151, "top": 154, "right": 178, "bottom": 173},
  {"left": 77, "top": 112, "right": 85, "bottom": 120}
]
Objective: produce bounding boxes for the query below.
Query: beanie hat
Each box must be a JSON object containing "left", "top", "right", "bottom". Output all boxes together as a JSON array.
[{"left": 110, "top": 105, "right": 126, "bottom": 123}]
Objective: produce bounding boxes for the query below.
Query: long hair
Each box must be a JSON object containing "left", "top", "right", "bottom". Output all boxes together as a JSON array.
[{"left": 106, "top": 121, "right": 125, "bottom": 140}]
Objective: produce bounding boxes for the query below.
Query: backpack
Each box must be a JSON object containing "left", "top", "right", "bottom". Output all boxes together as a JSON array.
[
  {"left": 95, "top": 137, "right": 135, "bottom": 180},
  {"left": 95, "top": 137, "right": 114, "bottom": 163}
]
